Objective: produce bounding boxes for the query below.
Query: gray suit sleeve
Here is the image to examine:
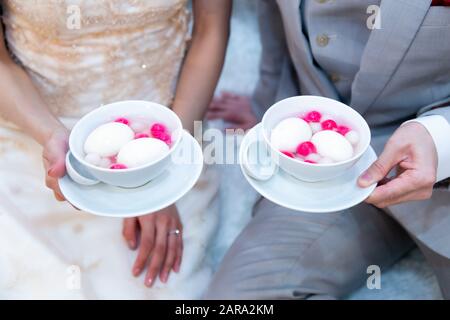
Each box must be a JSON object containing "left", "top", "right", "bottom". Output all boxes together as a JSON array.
[
  {"left": 414, "top": 97, "right": 450, "bottom": 181},
  {"left": 251, "top": 0, "right": 289, "bottom": 120},
  {"left": 418, "top": 97, "right": 450, "bottom": 123}
]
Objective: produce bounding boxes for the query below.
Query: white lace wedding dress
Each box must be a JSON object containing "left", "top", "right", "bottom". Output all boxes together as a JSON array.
[{"left": 0, "top": 0, "right": 219, "bottom": 299}]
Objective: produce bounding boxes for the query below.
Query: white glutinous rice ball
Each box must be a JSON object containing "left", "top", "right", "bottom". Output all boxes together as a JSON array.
[
  {"left": 84, "top": 122, "right": 134, "bottom": 157},
  {"left": 98, "top": 158, "right": 112, "bottom": 169},
  {"left": 270, "top": 117, "right": 312, "bottom": 152},
  {"left": 311, "top": 130, "right": 354, "bottom": 162},
  {"left": 305, "top": 153, "right": 321, "bottom": 163},
  {"left": 84, "top": 153, "right": 101, "bottom": 166},
  {"left": 318, "top": 157, "right": 334, "bottom": 164},
  {"left": 309, "top": 122, "right": 322, "bottom": 134},
  {"left": 117, "top": 138, "right": 169, "bottom": 168},
  {"left": 345, "top": 130, "right": 360, "bottom": 146},
  {"left": 130, "top": 121, "right": 147, "bottom": 133}
]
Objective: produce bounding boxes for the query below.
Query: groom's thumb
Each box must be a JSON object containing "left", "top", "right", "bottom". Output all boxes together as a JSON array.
[{"left": 358, "top": 146, "right": 398, "bottom": 188}]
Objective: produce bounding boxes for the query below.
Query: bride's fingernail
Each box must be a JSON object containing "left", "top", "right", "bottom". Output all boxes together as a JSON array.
[
  {"left": 161, "top": 273, "right": 168, "bottom": 283},
  {"left": 145, "top": 278, "right": 153, "bottom": 287},
  {"left": 358, "top": 171, "right": 372, "bottom": 185},
  {"left": 133, "top": 267, "right": 140, "bottom": 276},
  {"left": 128, "top": 240, "right": 135, "bottom": 249}
]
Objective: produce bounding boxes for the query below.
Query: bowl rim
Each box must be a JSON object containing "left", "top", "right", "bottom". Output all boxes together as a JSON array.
[
  {"left": 69, "top": 100, "right": 183, "bottom": 173},
  {"left": 261, "top": 95, "right": 371, "bottom": 167}
]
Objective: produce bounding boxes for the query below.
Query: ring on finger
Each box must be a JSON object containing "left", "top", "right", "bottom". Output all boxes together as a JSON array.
[{"left": 168, "top": 229, "right": 181, "bottom": 237}]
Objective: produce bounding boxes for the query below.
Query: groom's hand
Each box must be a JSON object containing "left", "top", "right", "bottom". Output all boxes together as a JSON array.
[
  {"left": 123, "top": 204, "right": 183, "bottom": 287},
  {"left": 358, "top": 122, "right": 437, "bottom": 208}
]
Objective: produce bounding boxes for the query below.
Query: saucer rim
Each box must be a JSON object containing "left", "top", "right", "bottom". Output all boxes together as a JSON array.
[
  {"left": 240, "top": 124, "right": 377, "bottom": 213},
  {"left": 59, "top": 131, "right": 204, "bottom": 217}
]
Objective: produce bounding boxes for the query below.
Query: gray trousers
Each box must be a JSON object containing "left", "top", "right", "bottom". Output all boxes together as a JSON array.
[{"left": 205, "top": 190, "right": 450, "bottom": 299}]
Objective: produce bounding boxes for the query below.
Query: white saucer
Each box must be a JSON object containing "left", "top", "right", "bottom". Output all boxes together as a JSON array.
[
  {"left": 239, "top": 125, "right": 377, "bottom": 213},
  {"left": 59, "top": 132, "right": 203, "bottom": 218}
]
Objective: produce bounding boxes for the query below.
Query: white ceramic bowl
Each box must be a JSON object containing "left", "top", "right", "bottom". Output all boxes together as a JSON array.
[
  {"left": 261, "top": 96, "right": 371, "bottom": 182},
  {"left": 68, "top": 100, "right": 183, "bottom": 188}
]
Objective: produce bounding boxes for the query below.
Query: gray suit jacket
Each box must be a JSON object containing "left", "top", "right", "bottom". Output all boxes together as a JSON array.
[
  {"left": 253, "top": 0, "right": 450, "bottom": 142},
  {"left": 252, "top": 0, "right": 450, "bottom": 258}
]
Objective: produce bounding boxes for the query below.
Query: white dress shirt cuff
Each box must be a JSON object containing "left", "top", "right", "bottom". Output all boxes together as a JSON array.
[{"left": 404, "top": 115, "right": 450, "bottom": 182}]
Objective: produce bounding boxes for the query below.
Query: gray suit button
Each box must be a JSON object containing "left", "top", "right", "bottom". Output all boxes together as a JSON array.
[
  {"left": 330, "top": 74, "right": 340, "bottom": 83},
  {"left": 316, "top": 34, "right": 330, "bottom": 47}
]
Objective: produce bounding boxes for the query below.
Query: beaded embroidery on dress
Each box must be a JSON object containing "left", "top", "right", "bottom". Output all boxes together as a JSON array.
[{"left": 1, "top": 0, "right": 189, "bottom": 119}]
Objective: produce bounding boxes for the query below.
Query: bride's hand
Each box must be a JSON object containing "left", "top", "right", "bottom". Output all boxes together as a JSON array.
[
  {"left": 123, "top": 204, "right": 183, "bottom": 287},
  {"left": 206, "top": 92, "right": 258, "bottom": 130},
  {"left": 42, "top": 127, "right": 69, "bottom": 201}
]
